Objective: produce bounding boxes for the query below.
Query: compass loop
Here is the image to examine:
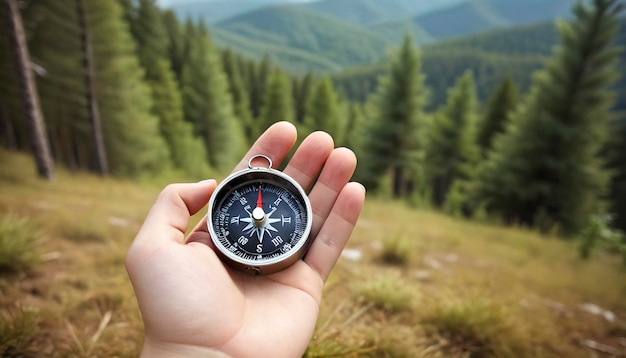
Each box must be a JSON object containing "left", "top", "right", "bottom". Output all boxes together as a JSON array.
[{"left": 248, "top": 154, "right": 273, "bottom": 170}]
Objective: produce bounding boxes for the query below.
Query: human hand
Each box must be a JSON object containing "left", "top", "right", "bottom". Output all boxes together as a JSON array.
[{"left": 125, "top": 122, "right": 366, "bottom": 358}]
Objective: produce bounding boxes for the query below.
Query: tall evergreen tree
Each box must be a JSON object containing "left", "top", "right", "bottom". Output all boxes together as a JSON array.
[
  {"left": 475, "top": 0, "right": 624, "bottom": 235},
  {"left": 359, "top": 33, "right": 428, "bottom": 198},
  {"left": 256, "top": 70, "right": 294, "bottom": 136},
  {"left": 4, "top": 0, "right": 55, "bottom": 180},
  {"left": 426, "top": 70, "right": 480, "bottom": 208},
  {"left": 303, "top": 77, "right": 345, "bottom": 144},
  {"left": 250, "top": 55, "right": 271, "bottom": 119},
  {"left": 128, "top": 0, "right": 208, "bottom": 177},
  {"left": 180, "top": 21, "right": 244, "bottom": 169},
  {"left": 222, "top": 48, "right": 254, "bottom": 144},
  {"left": 162, "top": 9, "right": 185, "bottom": 86},
  {"left": 478, "top": 76, "right": 518, "bottom": 152},
  {"left": 86, "top": 0, "right": 169, "bottom": 175},
  {"left": 345, "top": 102, "right": 365, "bottom": 153},
  {"left": 293, "top": 72, "right": 314, "bottom": 124}
]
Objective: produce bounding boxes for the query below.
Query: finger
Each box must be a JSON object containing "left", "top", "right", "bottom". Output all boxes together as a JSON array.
[
  {"left": 308, "top": 147, "right": 357, "bottom": 238},
  {"left": 283, "top": 131, "right": 334, "bottom": 192},
  {"left": 133, "top": 181, "right": 217, "bottom": 246},
  {"left": 232, "top": 121, "right": 297, "bottom": 172},
  {"left": 304, "top": 182, "right": 366, "bottom": 282}
]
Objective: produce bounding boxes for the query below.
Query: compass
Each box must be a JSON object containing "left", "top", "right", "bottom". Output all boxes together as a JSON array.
[{"left": 208, "top": 155, "right": 313, "bottom": 275}]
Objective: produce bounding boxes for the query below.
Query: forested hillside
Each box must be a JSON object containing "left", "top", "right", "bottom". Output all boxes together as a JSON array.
[
  {"left": 216, "top": 5, "right": 389, "bottom": 70},
  {"left": 333, "top": 17, "right": 626, "bottom": 111}
]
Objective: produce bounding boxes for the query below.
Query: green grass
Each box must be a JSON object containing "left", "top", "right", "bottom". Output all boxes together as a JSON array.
[
  {"left": 1, "top": 149, "right": 625, "bottom": 357},
  {"left": 0, "top": 214, "right": 41, "bottom": 274}
]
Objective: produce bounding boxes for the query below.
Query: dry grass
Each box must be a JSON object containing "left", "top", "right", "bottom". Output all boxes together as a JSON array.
[{"left": 1, "top": 149, "right": 625, "bottom": 357}]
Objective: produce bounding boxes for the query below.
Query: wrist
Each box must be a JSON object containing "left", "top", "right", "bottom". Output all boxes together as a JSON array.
[{"left": 141, "top": 339, "right": 232, "bottom": 358}]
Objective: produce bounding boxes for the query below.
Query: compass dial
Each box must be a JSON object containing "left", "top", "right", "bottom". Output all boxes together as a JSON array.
[{"left": 208, "top": 163, "right": 313, "bottom": 275}]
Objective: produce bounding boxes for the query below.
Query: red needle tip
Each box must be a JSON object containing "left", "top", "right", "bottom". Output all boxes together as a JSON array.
[{"left": 256, "top": 185, "right": 263, "bottom": 208}]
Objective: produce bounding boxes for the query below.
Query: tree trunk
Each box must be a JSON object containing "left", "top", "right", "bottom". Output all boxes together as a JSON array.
[
  {"left": 76, "top": 0, "right": 108, "bottom": 175},
  {"left": 4, "top": 0, "right": 54, "bottom": 180}
]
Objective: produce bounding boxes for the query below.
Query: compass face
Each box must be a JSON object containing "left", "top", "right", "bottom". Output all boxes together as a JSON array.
[{"left": 208, "top": 169, "right": 312, "bottom": 274}]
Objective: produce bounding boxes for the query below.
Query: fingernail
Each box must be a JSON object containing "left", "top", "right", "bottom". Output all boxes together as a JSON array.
[{"left": 198, "top": 179, "right": 216, "bottom": 185}]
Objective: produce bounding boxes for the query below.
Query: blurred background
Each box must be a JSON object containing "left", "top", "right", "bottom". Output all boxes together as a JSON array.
[{"left": 1, "top": 0, "right": 626, "bottom": 356}]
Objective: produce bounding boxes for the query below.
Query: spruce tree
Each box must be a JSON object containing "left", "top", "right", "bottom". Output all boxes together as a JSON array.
[
  {"left": 180, "top": 21, "right": 244, "bottom": 169},
  {"left": 250, "top": 55, "right": 271, "bottom": 119},
  {"left": 128, "top": 0, "right": 208, "bottom": 177},
  {"left": 426, "top": 70, "right": 480, "bottom": 208},
  {"left": 4, "top": 0, "right": 54, "bottom": 179},
  {"left": 359, "top": 33, "right": 428, "bottom": 198},
  {"left": 162, "top": 9, "right": 185, "bottom": 85},
  {"left": 475, "top": 0, "right": 624, "bottom": 235},
  {"left": 256, "top": 70, "right": 294, "bottom": 136},
  {"left": 222, "top": 49, "right": 254, "bottom": 144},
  {"left": 478, "top": 76, "right": 518, "bottom": 152},
  {"left": 86, "top": 0, "right": 169, "bottom": 175},
  {"left": 303, "top": 77, "right": 345, "bottom": 144},
  {"left": 293, "top": 72, "right": 314, "bottom": 124},
  {"left": 345, "top": 103, "right": 365, "bottom": 154}
]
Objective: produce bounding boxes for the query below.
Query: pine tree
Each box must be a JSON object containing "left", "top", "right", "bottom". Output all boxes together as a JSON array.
[
  {"left": 359, "top": 33, "right": 428, "bottom": 198},
  {"left": 86, "top": 0, "right": 169, "bottom": 175},
  {"left": 162, "top": 9, "right": 185, "bottom": 85},
  {"left": 293, "top": 72, "right": 314, "bottom": 124},
  {"left": 303, "top": 77, "right": 345, "bottom": 144},
  {"left": 256, "top": 70, "right": 294, "bottom": 136},
  {"left": 128, "top": 0, "right": 208, "bottom": 177},
  {"left": 250, "top": 55, "right": 271, "bottom": 119},
  {"left": 475, "top": 0, "right": 624, "bottom": 235},
  {"left": 344, "top": 102, "right": 365, "bottom": 153},
  {"left": 426, "top": 70, "right": 480, "bottom": 208},
  {"left": 222, "top": 49, "right": 254, "bottom": 144},
  {"left": 4, "top": 0, "right": 55, "bottom": 180},
  {"left": 478, "top": 76, "right": 518, "bottom": 152},
  {"left": 180, "top": 21, "right": 244, "bottom": 169}
]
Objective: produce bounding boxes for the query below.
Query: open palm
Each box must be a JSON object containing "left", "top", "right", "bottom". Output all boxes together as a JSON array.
[{"left": 126, "top": 122, "right": 365, "bottom": 357}]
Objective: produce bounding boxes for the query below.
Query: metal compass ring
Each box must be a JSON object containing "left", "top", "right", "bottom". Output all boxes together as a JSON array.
[{"left": 248, "top": 154, "right": 273, "bottom": 170}]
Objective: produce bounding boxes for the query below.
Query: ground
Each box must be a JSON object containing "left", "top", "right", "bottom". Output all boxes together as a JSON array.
[{"left": 1, "top": 149, "right": 625, "bottom": 357}]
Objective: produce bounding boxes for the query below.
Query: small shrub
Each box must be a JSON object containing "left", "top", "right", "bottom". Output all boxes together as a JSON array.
[
  {"left": 353, "top": 272, "right": 418, "bottom": 313},
  {"left": 0, "top": 214, "right": 41, "bottom": 274},
  {"left": 421, "top": 297, "right": 520, "bottom": 357},
  {"left": 0, "top": 306, "right": 40, "bottom": 356},
  {"left": 379, "top": 235, "right": 413, "bottom": 266},
  {"left": 578, "top": 214, "right": 625, "bottom": 262}
]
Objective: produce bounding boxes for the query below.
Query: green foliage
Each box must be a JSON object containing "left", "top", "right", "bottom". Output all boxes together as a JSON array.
[
  {"left": 257, "top": 70, "right": 294, "bottom": 136},
  {"left": 475, "top": 0, "right": 625, "bottom": 235},
  {"left": 87, "top": 0, "right": 170, "bottom": 176},
  {"left": 0, "top": 214, "right": 41, "bottom": 274},
  {"left": 222, "top": 49, "right": 254, "bottom": 144},
  {"left": 426, "top": 71, "right": 480, "bottom": 208},
  {"left": 478, "top": 76, "right": 518, "bottom": 152},
  {"left": 303, "top": 77, "right": 345, "bottom": 143},
  {"left": 577, "top": 214, "right": 625, "bottom": 261},
  {"left": 359, "top": 34, "right": 428, "bottom": 198},
  {"left": 344, "top": 103, "right": 365, "bottom": 153},
  {"left": 180, "top": 22, "right": 245, "bottom": 169}
]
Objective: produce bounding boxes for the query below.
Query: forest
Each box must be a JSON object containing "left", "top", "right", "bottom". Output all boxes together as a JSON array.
[
  {"left": 2, "top": 0, "right": 626, "bottom": 356},
  {"left": 2, "top": 0, "right": 625, "bottom": 238}
]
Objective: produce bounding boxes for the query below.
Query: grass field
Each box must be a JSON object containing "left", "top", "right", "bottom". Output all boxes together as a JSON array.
[{"left": 1, "top": 149, "right": 625, "bottom": 357}]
